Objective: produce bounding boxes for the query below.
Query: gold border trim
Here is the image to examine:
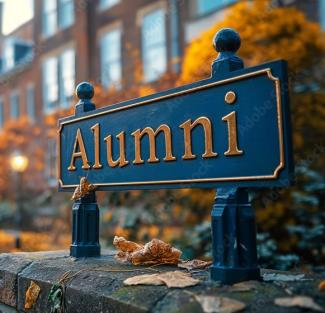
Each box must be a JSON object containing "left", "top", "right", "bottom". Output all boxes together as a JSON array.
[{"left": 58, "top": 68, "right": 284, "bottom": 188}]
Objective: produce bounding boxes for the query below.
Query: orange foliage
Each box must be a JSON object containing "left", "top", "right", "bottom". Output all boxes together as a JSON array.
[{"left": 180, "top": 0, "right": 325, "bottom": 84}]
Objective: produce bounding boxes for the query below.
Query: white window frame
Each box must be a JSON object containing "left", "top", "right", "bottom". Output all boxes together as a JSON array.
[
  {"left": 195, "top": 0, "right": 237, "bottom": 17},
  {"left": 59, "top": 48, "right": 75, "bottom": 108},
  {"left": 42, "top": 0, "right": 58, "bottom": 38},
  {"left": 99, "top": 25, "right": 122, "bottom": 89},
  {"left": 58, "top": 0, "right": 75, "bottom": 29},
  {"left": 0, "top": 98, "right": 4, "bottom": 129},
  {"left": 45, "top": 138, "right": 57, "bottom": 186},
  {"left": 99, "top": 0, "right": 120, "bottom": 10},
  {"left": 10, "top": 90, "right": 20, "bottom": 120},
  {"left": 42, "top": 46, "right": 75, "bottom": 114},
  {"left": 26, "top": 84, "right": 35, "bottom": 122},
  {"left": 138, "top": 3, "right": 168, "bottom": 83},
  {"left": 42, "top": 56, "right": 59, "bottom": 114},
  {"left": 321, "top": 0, "right": 325, "bottom": 29}
]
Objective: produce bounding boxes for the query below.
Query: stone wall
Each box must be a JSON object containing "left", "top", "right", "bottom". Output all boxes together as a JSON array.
[{"left": 0, "top": 251, "right": 324, "bottom": 313}]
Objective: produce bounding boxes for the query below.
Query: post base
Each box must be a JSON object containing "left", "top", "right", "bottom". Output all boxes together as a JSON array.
[
  {"left": 210, "top": 266, "right": 260, "bottom": 285},
  {"left": 70, "top": 189, "right": 101, "bottom": 258},
  {"left": 70, "top": 244, "right": 100, "bottom": 258}
]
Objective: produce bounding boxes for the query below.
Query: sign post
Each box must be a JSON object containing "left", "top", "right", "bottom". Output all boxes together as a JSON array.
[{"left": 58, "top": 28, "right": 294, "bottom": 284}]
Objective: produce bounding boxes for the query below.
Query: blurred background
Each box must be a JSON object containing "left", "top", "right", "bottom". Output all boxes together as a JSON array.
[{"left": 0, "top": 0, "right": 324, "bottom": 272}]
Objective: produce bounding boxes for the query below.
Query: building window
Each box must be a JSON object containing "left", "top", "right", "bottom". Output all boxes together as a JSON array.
[
  {"left": 0, "top": 99, "right": 4, "bottom": 129},
  {"left": 3, "top": 40, "right": 14, "bottom": 71},
  {"left": 142, "top": 9, "right": 167, "bottom": 82},
  {"left": 10, "top": 92, "right": 20, "bottom": 119},
  {"left": 60, "top": 49, "right": 75, "bottom": 107},
  {"left": 100, "top": 0, "right": 120, "bottom": 10},
  {"left": 26, "top": 85, "right": 35, "bottom": 122},
  {"left": 43, "top": 0, "right": 57, "bottom": 37},
  {"left": 45, "top": 138, "right": 57, "bottom": 186},
  {"left": 43, "top": 56, "right": 58, "bottom": 113},
  {"left": 321, "top": 0, "right": 325, "bottom": 29},
  {"left": 196, "top": 0, "right": 236, "bottom": 16},
  {"left": 59, "top": 0, "right": 74, "bottom": 29},
  {"left": 100, "top": 28, "right": 122, "bottom": 89},
  {"left": 42, "top": 49, "right": 75, "bottom": 113}
]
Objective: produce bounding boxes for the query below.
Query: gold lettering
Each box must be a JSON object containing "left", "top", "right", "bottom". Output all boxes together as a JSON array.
[
  {"left": 132, "top": 125, "right": 176, "bottom": 164},
  {"left": 91, "top": 123, "right": 103, "bottom": 169},
  {"left": 104, "top": 131, "right": 129, "bottom": 168},
  {"left": 68, "top": 128, "right": 90, "bottom": 171},
  {"left": 179, "top": 117, "right": 218, "bottom": 160},
  {"left": 222, "top": 111, "right": 243, "bottom": 156}
]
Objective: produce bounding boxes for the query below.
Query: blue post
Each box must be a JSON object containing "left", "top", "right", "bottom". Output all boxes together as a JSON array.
[
  {"left": 210, "top": 29, "right": 261, "bottom": 284},
  {"left": 70, "top": 82, "right": 101, "bottom": 258}
]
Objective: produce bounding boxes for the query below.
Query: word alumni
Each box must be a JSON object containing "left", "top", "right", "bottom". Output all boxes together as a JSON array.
[{"left": 68, "top": 112, "right": 243, "bottom": 171}]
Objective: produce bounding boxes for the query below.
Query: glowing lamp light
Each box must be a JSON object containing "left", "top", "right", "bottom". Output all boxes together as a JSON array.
[{"left": 10, "top": 154, "right": 29, "bottom": 173}]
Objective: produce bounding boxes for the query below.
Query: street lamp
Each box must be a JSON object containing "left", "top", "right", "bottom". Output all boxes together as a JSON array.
[
  {"left": 10, "top": 154, "right": 29, "bottom": 172},
  {"left": 10, "top": 152, "right": 29, "bottom": 249}
]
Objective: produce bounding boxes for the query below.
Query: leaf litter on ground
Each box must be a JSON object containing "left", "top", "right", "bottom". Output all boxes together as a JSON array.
[
  {"left": 229, "top": 281, "right": 258, "bottom": 292},
  {"left": 274, "top": 296, "right": 324, "bottom": 312},
  {"left": 123, "top": 270, "right": 200, "bottom": 288},
  {"left": 194, "top": 295, "right": 246, "bottom": 313},
  {"left": 178, "top": 259, "right": 212, "bottom": 271}
]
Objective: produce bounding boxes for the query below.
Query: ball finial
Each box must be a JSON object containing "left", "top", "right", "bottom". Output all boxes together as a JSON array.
[
  {"left": 76, "top": 82, "right": 94, "bottom": 101},
  {"left": 213, "top": 28, "right": 241, "bottom": 53}
]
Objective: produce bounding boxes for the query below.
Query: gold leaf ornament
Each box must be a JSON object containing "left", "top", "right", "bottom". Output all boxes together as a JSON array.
[
  {"left": 25, "top": 281, "right": 41, "bottom": 309},
  {"left": 71, "top": 177, "right": 95, "bottom": 200}
]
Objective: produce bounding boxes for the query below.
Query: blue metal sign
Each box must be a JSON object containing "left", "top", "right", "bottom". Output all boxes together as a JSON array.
[{"left": 58, "top": 60, "right": 293, "bottom": 191}]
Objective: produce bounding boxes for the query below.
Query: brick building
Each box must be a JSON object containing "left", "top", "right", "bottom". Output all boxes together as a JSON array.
[{"left": 0, "top": 0, "right": 323, "bottom": 182}]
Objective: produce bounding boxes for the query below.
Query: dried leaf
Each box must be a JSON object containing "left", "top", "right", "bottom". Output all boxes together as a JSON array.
[
  {"left": 230, "top": 281, "right": 257, "bottom": 292},
  {"left": 195, "top": 295, "right": 246, "bottom": 313},
  {"left": 178, "top": 259, "right": 212, "bottom": 271},
  {"left": 262, "top": 273, "right": 307, "bottom": 282},
  {"left": 319, "top": 280, "right": 325, "bottom": 292},
  {"left": 124, "top": 273, "right": 164, "bottom": 286},
  {"left": 25, "top": 281, "right": 41, "bottom": 309},
  {"left": 158, "top": 271, "right": 200, "bottom": 288},
  {"left": 71, "top": 177, "right": 95, "bottom": 200},
  {"left": 123, "top": 271, "right": 200, "bottom": 288},
  {"left": 113, "top": 236, "right": 181, "bottom": 265},
  {"left": 113, "top": 236, "right": 143, "bottom": 252},
  {"left": 274, "top": 296, "right": 324, "bottom": 312}
]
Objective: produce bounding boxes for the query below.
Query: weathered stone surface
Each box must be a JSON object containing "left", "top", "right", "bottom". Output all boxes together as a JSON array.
[
  {"left": 0, "top": 251, "right": 324, "bottom": 313},
  {"left": 0, "top": 251, "right": 66, "bottom": 307}
]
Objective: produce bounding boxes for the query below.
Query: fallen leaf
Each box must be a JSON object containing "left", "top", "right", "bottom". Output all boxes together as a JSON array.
[
  {"left": 25, "top": 281, "right": 41, "bottom": 309},
  {"left": 230, "top": 281, "right": 257, "bottom": 292},
  {"left": 124, "top": 273, "right": 164, "bottom": 286},
  {"left": 195, "top": 295, "right": 246, "bottom": 313},
  {"left": 178, "top": 259, "right": 212, "bottom": 271},
  {"left": 262, "top": 273, "right": 307, "bottom": 282},
  {"left": 158, "top": 271, "right": 200, "bottom": 288},
  {"left": 123, "top": 271, "right": 200, "bottom": 288},
  {"left": 319, "top": 280, "right": 325, "bottom": 292},
  {"left": 113, "top": 236, "right": 181, "bottom": 265},
  {"left": 275, "top": 296, "right": 324, "bottom": 312}
]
